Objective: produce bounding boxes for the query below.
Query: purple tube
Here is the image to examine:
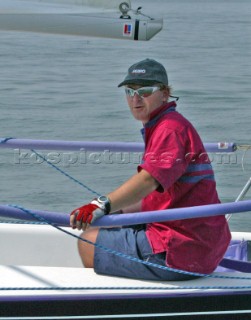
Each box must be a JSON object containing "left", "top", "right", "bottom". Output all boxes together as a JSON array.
[
  {"left": 0, "top": 138, "right": 237, "bottom": 153},
  {"left": 1, "top": 200, "right": 251, "bottom": 227},
  {"left": 0, "top": 139, "right": 144, "bottom": 152},
  {"left": 0, "top": 205, "right": 68, "bottom": 226},
  {"left": 94, "top": 200, "right": 251, "bottom": 227}
]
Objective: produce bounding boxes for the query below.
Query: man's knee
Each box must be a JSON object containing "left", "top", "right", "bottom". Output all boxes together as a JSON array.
[{"left": 77, "top": 228, "right": 99, "bottom": 268}]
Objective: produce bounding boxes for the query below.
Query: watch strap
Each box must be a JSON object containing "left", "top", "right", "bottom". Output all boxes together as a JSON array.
[{"left": 95, "top": 196, "right": 111, "bottom": 215}]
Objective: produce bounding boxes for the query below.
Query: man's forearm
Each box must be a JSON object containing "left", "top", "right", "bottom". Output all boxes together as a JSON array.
[{"left": 107, "top": 169, "right": 159, "bottom": 213}]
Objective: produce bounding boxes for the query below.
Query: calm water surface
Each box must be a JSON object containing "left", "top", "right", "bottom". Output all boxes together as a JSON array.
[{"left": 0, "top": 0, "right": 251, "bottom": 231}]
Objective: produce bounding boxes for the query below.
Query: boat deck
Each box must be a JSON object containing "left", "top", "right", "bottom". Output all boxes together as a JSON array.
[{"left": 0, "top": 266, "right": 251, "bottom": 319}]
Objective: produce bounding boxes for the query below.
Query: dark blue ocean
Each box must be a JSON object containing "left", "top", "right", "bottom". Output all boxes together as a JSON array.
[{"left": 0, "top": 0, "right": 251, "bottom": 231}]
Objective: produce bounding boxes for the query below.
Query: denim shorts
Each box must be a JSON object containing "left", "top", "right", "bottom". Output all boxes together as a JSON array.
[{"left": 94, "top": 225, "right": 197, "bottom": 281}]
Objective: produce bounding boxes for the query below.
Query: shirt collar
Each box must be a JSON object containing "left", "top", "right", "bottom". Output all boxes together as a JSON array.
[{"left": 144, "top": 101, "right": 177, "bottom": 128}]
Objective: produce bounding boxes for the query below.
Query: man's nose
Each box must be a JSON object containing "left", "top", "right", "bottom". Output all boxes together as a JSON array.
[{"left": 132, "top": 92, "right": 142, "bottom": 101}]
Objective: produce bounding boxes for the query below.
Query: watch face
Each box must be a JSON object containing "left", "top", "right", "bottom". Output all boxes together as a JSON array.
[
  {"left": 99, "top": 196, "right": 108, "bottom": 203},
  {"left": 97, "top": 196, "right": 111, "bottom": 214}
]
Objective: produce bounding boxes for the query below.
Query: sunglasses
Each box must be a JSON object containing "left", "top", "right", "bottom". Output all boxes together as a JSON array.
[{"left": 125, "top": 86, "right": 161, "bottom": 98}]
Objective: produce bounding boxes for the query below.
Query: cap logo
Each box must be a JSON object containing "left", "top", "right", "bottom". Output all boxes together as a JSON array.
[{"left": 131, "top": 69, "right": 146, "bottom": 74}]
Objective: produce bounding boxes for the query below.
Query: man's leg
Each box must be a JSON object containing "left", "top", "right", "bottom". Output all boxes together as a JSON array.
[{"left": 77, "top": 227, "right": 99, "bottom": 267}]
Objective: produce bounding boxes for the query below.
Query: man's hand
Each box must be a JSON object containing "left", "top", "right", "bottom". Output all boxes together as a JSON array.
[{"left": 70, "top": 200, "right": 105, "bottom": 230}]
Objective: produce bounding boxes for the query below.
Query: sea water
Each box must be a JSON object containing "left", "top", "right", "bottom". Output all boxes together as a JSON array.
[{"left": 0, "top": 0, "right": 250, "bottom": 231}]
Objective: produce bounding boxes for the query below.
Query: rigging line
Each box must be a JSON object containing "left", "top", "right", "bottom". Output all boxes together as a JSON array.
[
  {"left": 0, "top": 137, "right": 100, "bottom": 197},
  {"left": 0, "top": 137, "right": 14, "bottom": 144},
  {"left": 7, "top": 204, "right": 251, "bottom": 281},
  {"left": 237, "top": 144, "right": 251, "bottom": 151},
  {"left": 30, "top": 149, "right": 101, "bottom": 197},
  {"left": 1, "top": 285, "right": 251, "bottom": 291},
  {"left": 0, "top": 219, "right": 45, "bottom": 225},
  {"left": 236, "top": 144, "right": 251, "bottom": 173}
]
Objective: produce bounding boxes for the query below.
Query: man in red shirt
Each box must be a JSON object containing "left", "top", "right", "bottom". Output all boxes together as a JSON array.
[{"left": 70, "top": 59, "right": 231, "bottom": 280}]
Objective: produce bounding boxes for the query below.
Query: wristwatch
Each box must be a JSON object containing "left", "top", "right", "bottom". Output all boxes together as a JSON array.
[{"left": 97, "top": 195, "right": 111, "bottom": 215}]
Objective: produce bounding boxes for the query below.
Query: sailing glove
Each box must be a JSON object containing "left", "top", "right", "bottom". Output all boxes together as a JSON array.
[{"left": 70, "top": 199, "right": 108, "bottom": 230}]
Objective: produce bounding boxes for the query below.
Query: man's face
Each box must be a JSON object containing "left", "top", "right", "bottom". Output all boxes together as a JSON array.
[{"left": 125, "top": 85, "right": 169, "bottom": 124}]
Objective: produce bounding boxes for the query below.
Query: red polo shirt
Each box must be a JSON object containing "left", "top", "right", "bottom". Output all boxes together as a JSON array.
[{"left": 139, "top": 102, "right": 231, "bottom": 274}]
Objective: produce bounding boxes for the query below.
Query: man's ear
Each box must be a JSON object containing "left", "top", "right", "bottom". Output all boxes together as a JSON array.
[{"left": 162, "top": 87, "right": 170, "bottom": 101}]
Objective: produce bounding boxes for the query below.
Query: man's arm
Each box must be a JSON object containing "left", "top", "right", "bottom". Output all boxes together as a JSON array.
[
  {"left": 108, "top": 169, "right": 159, "bottom": 213},
  {"left": 70, "top": 169, "right": 159, "bottom": 230}
]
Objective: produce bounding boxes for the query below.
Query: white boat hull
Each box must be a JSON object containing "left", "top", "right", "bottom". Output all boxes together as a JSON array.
[
  {"left": 0, "top": 223, "right": 251, "bottom": 319},
  {"left": 0, "top": 267, "right": 251, "bottom": 319}
]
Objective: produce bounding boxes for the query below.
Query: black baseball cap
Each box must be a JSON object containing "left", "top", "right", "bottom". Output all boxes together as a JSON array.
[{"left": 118, "top": 58, "right": 168, "bottom": 87}]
